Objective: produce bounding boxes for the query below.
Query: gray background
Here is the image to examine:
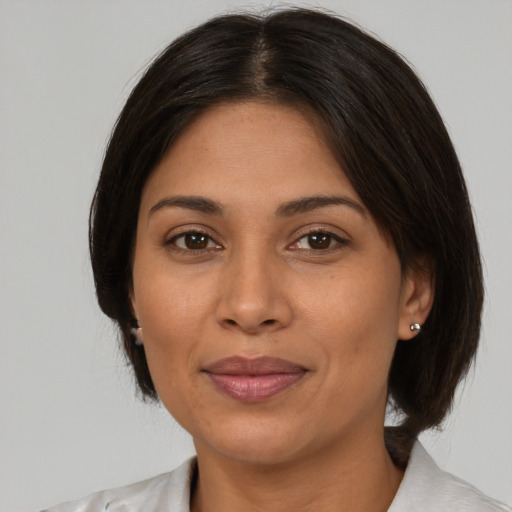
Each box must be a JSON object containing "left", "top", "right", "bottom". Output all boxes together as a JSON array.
[{"left": 1, "top": 1, "right": 511, "bottom": 510}]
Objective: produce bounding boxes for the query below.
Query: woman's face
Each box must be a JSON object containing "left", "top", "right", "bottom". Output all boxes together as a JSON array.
[{"left": 131, "top": 101, "right": 429, "bottom": 465}]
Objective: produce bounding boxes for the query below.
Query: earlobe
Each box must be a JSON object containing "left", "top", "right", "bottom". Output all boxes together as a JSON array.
[
  {"left": 129, "top": 282, "right": 141, "bottom": 322},
  {"left": 130, "top": 326, "right": 144, "bottom": 346},
  {"left": 130, "top": 292, "right": 139, "bottom": 321},
  {"left": 398, "top": 262, "right": 435, "bottom": 341},
  {"left": 129, "top": 293, "right": 144, "bottom": 346}
]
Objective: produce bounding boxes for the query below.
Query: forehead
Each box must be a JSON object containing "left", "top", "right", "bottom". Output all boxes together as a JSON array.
[{"left": 141, "top": 101, "right": 359, "bottom": 209}]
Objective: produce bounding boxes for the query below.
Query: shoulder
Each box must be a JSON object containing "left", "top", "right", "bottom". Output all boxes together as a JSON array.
[
  {"left": 40, "top": 457, "right": 195, "bottom": 512},
  {"left": 389, "top": 442, "right": 511, "bottom": 512}
]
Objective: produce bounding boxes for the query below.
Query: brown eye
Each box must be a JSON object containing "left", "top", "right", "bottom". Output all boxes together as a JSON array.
[
  {"left": 184, "top": 232, "right": 208, "bottom": 249},
  {"left": 292, "top": 231, "right": 347, "bottom": 251},
  {"left": 307, "top": 233, "right": 332, "bottom": 249},
  {"left": 171, "top": 231, "right": 220, "bottom": 251}
]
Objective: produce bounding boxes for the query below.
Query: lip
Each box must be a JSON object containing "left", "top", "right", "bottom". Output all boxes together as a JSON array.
[{"left": 202, "top": 356, "right": 307, "bottom": 403}]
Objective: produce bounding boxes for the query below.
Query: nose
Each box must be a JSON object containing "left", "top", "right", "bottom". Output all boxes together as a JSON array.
[{"left": 215, "top": 248, "right": 293, "bottom": 335}]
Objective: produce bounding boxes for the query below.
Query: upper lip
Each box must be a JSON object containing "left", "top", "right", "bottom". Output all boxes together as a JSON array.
[{"left": 203, "top": 356, "right": 306, "bottom": 375}]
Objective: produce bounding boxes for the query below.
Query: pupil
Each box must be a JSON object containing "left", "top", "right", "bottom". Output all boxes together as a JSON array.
[
  {"left": 185, "top": 233, "right": 208, "bottom": 249},
  {"left": 309, "top": 233, "right": 330, "bottom": 249}
]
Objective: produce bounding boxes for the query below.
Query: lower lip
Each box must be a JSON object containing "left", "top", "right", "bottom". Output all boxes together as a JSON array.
[{"left": 206, "top": 372, "right": 306, "bottom": 403}]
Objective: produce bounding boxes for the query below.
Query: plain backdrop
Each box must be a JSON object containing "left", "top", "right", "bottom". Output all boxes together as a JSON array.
[{"left": 1, "top": 0, "right": 511, "bottom": 510}]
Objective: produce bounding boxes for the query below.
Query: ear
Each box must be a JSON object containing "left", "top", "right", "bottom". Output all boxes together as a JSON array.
[
  {"left": 130, "top": 291, "right": 137, "bottom": 315},
  {"left": 129, "top": 292, "right": 144, "bottom": 344},
  {"left": 397, "top": 259, "right": 435, "bottom": 341},
  {"left": 129, "top": 288, "right": 142, "bottom": 327}
]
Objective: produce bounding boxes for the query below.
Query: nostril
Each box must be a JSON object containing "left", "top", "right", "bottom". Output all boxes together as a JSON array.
[{"left": 221, "top": 318, "right": 279, "bottom": 331}]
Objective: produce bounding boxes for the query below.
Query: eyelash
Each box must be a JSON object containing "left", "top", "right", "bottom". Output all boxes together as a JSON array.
[
  {"left": 164, "top": 229, "right": 222, "bottom": 254},
  {"left": 163, "top": 228, "right": 349, "bottom": 255},
  {"left": 288, "top": 229, "right": 349, "bottom": 254}
]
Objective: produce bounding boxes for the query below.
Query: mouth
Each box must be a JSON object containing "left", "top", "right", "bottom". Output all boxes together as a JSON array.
[{"left": 202, "top": 356, "right": 307, "bottom": 403}]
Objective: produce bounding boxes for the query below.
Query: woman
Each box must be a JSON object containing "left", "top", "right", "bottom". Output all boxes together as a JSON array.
[{"left": 44, "top": 8, "right": 510, "bottom": 512}]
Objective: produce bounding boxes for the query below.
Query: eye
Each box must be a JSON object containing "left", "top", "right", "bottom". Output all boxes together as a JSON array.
[
  {"left": 168, "top": 231, "right": 221, "bottom": 251},
  {"left": 291, "top": 231, "right": 347, "bottom": 251}
]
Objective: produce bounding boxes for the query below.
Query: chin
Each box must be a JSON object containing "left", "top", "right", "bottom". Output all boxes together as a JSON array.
[{"left": 193, "top": 418, "right": 310, "bottom": 466}]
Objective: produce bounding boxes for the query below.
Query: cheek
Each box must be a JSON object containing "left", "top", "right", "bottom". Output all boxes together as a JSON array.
[
  {"left": 134, "top": 256, "right": 215, "bottom": 340},
  {"left": 303, "top": 261, "right": 402, "bottom": 338},
  {"left": 132, "top": 264, "right": 217, "bottom": 392},
  {"left": 137, "top": 287, "right": 207, "bottom": 421},
  {"left": 134, "top": 273, "right": 222, "bottom": 435},
  {"left": 299, "top": 258, "right": 402, "bottom": 380}
]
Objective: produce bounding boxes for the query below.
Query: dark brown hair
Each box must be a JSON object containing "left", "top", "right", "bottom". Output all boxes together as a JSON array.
[{"left": 90, "top": 8, "right": 483, "bottom": 442}]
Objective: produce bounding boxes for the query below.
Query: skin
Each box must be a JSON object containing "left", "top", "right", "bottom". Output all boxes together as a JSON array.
[{"left": 131, "top": 101, "right": 433, "bottom": 512}]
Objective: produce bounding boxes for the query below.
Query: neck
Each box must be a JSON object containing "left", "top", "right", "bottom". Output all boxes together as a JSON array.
[{"left": 191, "top": 430, "right": 404, "bottom": 512}]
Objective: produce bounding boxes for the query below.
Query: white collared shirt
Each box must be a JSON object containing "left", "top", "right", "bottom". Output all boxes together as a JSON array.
[{"left": 42, "top": 442, "right": 511, "bottom": 511}]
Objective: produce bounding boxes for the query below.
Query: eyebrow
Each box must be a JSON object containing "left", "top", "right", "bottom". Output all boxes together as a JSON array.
[
  {"left": 148, "top": 194, "right": 366, "bottom": 218},
  {"left": 276, "top": 196, "right": 366, "bottom": 217},
  {"left": 149, "top": 196, "right": 223, "bottom": 217}
]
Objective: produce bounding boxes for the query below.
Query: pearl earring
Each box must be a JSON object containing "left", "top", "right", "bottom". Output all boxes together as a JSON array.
[
  {"left": 410, "top": 323, "right": 422, "bottom": 334},
  {"left": 131, "top": 327, "right": 143, "bottom": 346}
]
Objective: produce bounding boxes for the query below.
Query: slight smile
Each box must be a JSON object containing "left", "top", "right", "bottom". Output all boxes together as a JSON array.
[{"left": 202, "top": 356, "right": 308, "bottom": 403}]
